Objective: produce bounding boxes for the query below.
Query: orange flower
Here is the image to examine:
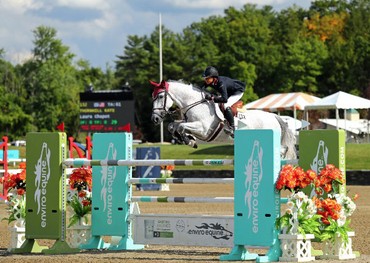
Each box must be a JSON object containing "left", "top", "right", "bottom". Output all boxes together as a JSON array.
[
  {"left": 276, "top": 164, "right": 317, "bottom": 192},
  {"left": 316, "top": 197, "right": 342, "bottom": 225}
]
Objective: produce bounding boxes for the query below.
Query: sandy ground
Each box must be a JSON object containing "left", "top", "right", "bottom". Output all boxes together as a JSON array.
[{"left": 0, "top": 184, "right": 369, "bottom": 263}]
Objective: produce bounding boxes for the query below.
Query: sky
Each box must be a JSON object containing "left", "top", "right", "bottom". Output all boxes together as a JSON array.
[{"left": 0, "top": 0, "right": 312, "bottom": 69}]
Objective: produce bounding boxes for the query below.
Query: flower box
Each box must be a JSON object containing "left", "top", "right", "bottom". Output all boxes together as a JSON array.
[
  {"left": 160, "top": 183, "right": 170, "bottom": 191},
  {"left": 279, "top": 234, "right": 315, "bottom": 262},
  {"left": 8, "top": 225, "right": 26, "bottom": 251},
  {"left": 320, "top": 231, "right": 356, "bottom": 260},
  {"left": 66, "top": 223, "right": 91, "bottom": 248}
]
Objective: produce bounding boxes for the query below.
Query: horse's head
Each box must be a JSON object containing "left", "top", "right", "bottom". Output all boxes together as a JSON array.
[{"left": 149, "top": 80, "right": 174, "bottom": 125}]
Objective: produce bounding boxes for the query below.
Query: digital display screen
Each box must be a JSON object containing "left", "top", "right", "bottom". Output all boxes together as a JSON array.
[{"left": 79, "top": 89, "right": 135, "bottom": 133}]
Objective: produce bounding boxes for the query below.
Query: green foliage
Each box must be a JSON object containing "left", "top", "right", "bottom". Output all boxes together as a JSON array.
[
  {"left": 2, "top": 196, "right": 26, "bottom": 225},
  {"left": 67, "top": 195, "right": 91, "bottom": 227},
  {"left": 318, "top": 218, "right": 352, "bottom": 244},
  {"left": 276, "top": 212, "right": 322, "bottom": 237}
]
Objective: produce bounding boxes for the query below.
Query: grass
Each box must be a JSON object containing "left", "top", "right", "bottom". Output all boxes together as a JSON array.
[
  {"left": 346, "top": 144, "right": 370, "bottom": 170},
  {"left": 136, "top": 142, "right": 370, "bottom": 170},
  {"left": 5, "top": 142, "right": 370, "bottom": 170}
]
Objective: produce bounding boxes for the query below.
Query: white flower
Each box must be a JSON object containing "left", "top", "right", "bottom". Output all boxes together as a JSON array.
[
  {"left": 287, "top": 201, "right": 294, "bottom": 209},
  {"left": 295, "top": 191, "right": 306, "bottom": 200},
  {"left": 285, "top": 208, "right": 293, "bottom": 215},
  {"left": 337, "top": 214, "right": 347, "bottom": 227}
]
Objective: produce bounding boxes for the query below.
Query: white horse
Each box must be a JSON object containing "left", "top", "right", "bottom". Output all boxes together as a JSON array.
[{"left": 150, "top": 80, "right": 297, "bottom": 160}]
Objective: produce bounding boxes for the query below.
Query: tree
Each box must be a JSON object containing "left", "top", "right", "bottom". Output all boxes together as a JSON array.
[
  {"left": 20, "top": 26, "right": 81, "bottom": 136},
  {"left": 276, "top": 37, "right": 328, "bottom": 94},
  {"left": 0, "top": 58, "right": 32, "bottom": 139}
]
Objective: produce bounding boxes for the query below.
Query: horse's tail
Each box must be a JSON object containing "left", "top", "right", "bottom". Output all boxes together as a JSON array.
[{"left": 275, "top": 115, "right": 297, "bottom": 160}]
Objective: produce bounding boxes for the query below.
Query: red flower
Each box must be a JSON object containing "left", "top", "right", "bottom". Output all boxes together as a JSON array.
[
  {"left": 0, "top": 170, "right": 26, "bottom": 195},
  {"left": 81, "top": 199, "right": 91, "bottom": 207}
]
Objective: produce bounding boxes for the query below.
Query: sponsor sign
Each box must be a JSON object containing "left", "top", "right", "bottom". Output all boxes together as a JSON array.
[{"left": 134, "top": 214, "right": 234, "bottom": 247}]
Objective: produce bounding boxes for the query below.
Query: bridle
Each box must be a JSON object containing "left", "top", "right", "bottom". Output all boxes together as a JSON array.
[{"left": 152, "top": 88, "right": 207, "bottom": 121}]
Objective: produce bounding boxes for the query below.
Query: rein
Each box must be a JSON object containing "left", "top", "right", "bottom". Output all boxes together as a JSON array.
[{"left": 153, "top": 89, "right": 207, "bottom": 121}]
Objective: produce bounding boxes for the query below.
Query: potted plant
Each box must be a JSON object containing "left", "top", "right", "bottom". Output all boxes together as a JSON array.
[
  {"left": 67, "top": 167, "right": 92, "bottom": 226},
  {"left": 275, "top": 165, "right": 320, "bottom": 262},
  {"left": 276, "top": 164, "right": 358, "bottom": 261},
  {"left": 313, "top": 165, "right": 358, "bottom": 260},
  {"left": 159, "top": 165, "right": 175, "bottom": 191},
  {"left": 65, "top": 167, "right": 92, "bottom": 248},
  {"left": 0, "top": 168, "right": 27, "bottom": 249}
]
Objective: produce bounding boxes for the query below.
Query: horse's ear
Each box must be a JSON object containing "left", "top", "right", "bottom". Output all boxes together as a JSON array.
[
  {"left": 160, "top": 80, "right": 169, "bottom": 91},
  {"left": 149, "top": 80, "right": 159, "bottom": 88}
]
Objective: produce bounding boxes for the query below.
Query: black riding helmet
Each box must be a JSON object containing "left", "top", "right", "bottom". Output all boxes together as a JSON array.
[{"left": 202, "top": 66, "right": 219, "bottom": 78}]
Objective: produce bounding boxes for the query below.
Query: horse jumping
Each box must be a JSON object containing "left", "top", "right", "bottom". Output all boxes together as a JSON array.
[{"left": 150, "top": 80, "right": 297, "bottom": 160}]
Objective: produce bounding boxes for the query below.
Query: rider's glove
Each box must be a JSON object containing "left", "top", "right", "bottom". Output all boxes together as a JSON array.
[{"left": 205, "top": 94, "right": 214, "bottom": 101}]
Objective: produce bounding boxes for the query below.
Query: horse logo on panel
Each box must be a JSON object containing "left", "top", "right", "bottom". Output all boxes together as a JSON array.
[
  {"left": 244, "top": 140, "right": 263, "bottom": 230},
  {"left": 310, "top": 140, "right": 328, "bottom": 174},
  {"left": 100, "top": 142, "right": 117, "bottom": 224},
  {"left": 34, "top": 142, "right": 51, "bottom": 227}
]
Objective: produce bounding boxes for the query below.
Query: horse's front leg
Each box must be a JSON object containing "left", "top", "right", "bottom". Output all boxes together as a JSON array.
[
  {"left": 169, "top": 123, "right": 195, "bottom": 148},
  {"left": 168, "top": 122, "right": 186, "bottom": 145},
  {"left": 177, "top": 121, "right": 205, "bottom": 149}
]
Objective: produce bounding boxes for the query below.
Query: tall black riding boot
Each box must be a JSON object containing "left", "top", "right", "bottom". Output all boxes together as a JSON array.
[{"left": 224, "top": 107, "right": 235, "bottom": 137}]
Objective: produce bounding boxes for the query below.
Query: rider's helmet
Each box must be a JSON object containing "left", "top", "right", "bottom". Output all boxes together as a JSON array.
[{"left": 202, "top": 66, "right": 219, "bottom": 78}]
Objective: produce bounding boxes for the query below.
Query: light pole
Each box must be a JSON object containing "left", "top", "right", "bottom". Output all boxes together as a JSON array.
[{"left": 159, "top": 13, "right": 164, "bottom": 143}]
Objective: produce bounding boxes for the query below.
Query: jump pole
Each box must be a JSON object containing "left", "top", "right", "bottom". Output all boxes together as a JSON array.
[
  {"left": 10, "top": 129, "right": 346, "bottom": 257},
  {"left": 77, "top": 132, "right": 237, "bottom": 250}
]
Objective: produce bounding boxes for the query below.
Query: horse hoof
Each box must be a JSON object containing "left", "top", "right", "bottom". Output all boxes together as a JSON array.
[{"left": 188, "top": 140, "right": 197, "bottom": 148}]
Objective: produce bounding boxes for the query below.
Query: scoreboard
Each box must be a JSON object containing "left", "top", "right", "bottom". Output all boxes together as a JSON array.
[{"left": 79, "top": 88, "right": 134, "bottom": 133}]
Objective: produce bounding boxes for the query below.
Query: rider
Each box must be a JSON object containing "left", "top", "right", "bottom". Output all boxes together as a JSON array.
[{"left": 202, "top": 66, "right": 246, "bottom": 136}]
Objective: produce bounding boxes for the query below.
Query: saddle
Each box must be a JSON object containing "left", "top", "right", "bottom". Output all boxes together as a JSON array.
[{"left": 219, "top": 100, "right": 244, "bottom": 116}]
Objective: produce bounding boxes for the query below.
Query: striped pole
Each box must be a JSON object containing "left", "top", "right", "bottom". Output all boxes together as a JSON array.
[
  {"left": 130, "top": 196, "right": 234, "bottom": 203},
  {"left": 64, "top": 158, "right": 297, "bottom": 167},
  {"left": 129, "top": 178, "right": 234, "bottom": 185},
  {"left": 64, "top": 158, "right": 234, "bottom": 167}
]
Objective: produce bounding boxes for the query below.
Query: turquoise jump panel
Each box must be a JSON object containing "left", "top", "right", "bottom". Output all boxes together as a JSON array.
[
  {"left": 82, "top": 132, "right": 143, "bottom": 251},
  {"left": 91, "top": 133, "right": 132, "bottom": 236},
  {"left": 221, "top": 129, "right": 281, "bottom": 262},
  {"left": 234, "top": 129, "right": 281, "bottom": 246}
]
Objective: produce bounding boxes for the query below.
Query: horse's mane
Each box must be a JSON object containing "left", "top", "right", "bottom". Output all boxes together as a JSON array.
[{"left": 167, "top": 79, "right": 203, "bottom": 91}]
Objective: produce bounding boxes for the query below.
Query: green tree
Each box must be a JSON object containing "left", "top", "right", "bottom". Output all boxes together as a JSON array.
[
  {"left": 0, "top": 57, "right": 33, "bottom": 139},
  {"left": 20, "top": 26, "right": 81, "bottom": 136},
  {"left": 277, "top": 37, "right": 328, "bottom": 94}
]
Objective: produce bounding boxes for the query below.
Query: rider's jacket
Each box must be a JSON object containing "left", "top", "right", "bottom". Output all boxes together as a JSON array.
[{"left": 204, "top": 76, "right": 245, "bottom": 103}]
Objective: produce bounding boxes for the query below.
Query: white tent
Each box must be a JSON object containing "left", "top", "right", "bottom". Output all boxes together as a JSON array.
[{"left": 304, "top": 91, "right": 370, "bottom": 130}]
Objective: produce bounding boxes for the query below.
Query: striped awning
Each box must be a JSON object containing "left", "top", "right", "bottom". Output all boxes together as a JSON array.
[{"left": 243, "top": 92, "right": 321, "bottom": 112}]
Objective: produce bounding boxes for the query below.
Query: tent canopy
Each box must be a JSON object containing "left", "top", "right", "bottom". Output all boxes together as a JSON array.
[
  {"left": 244, "top": 92, "right": 321, "bottom": 112},
  {"left": 305, "top": 91, "right": 370, "bottom": 110}
]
